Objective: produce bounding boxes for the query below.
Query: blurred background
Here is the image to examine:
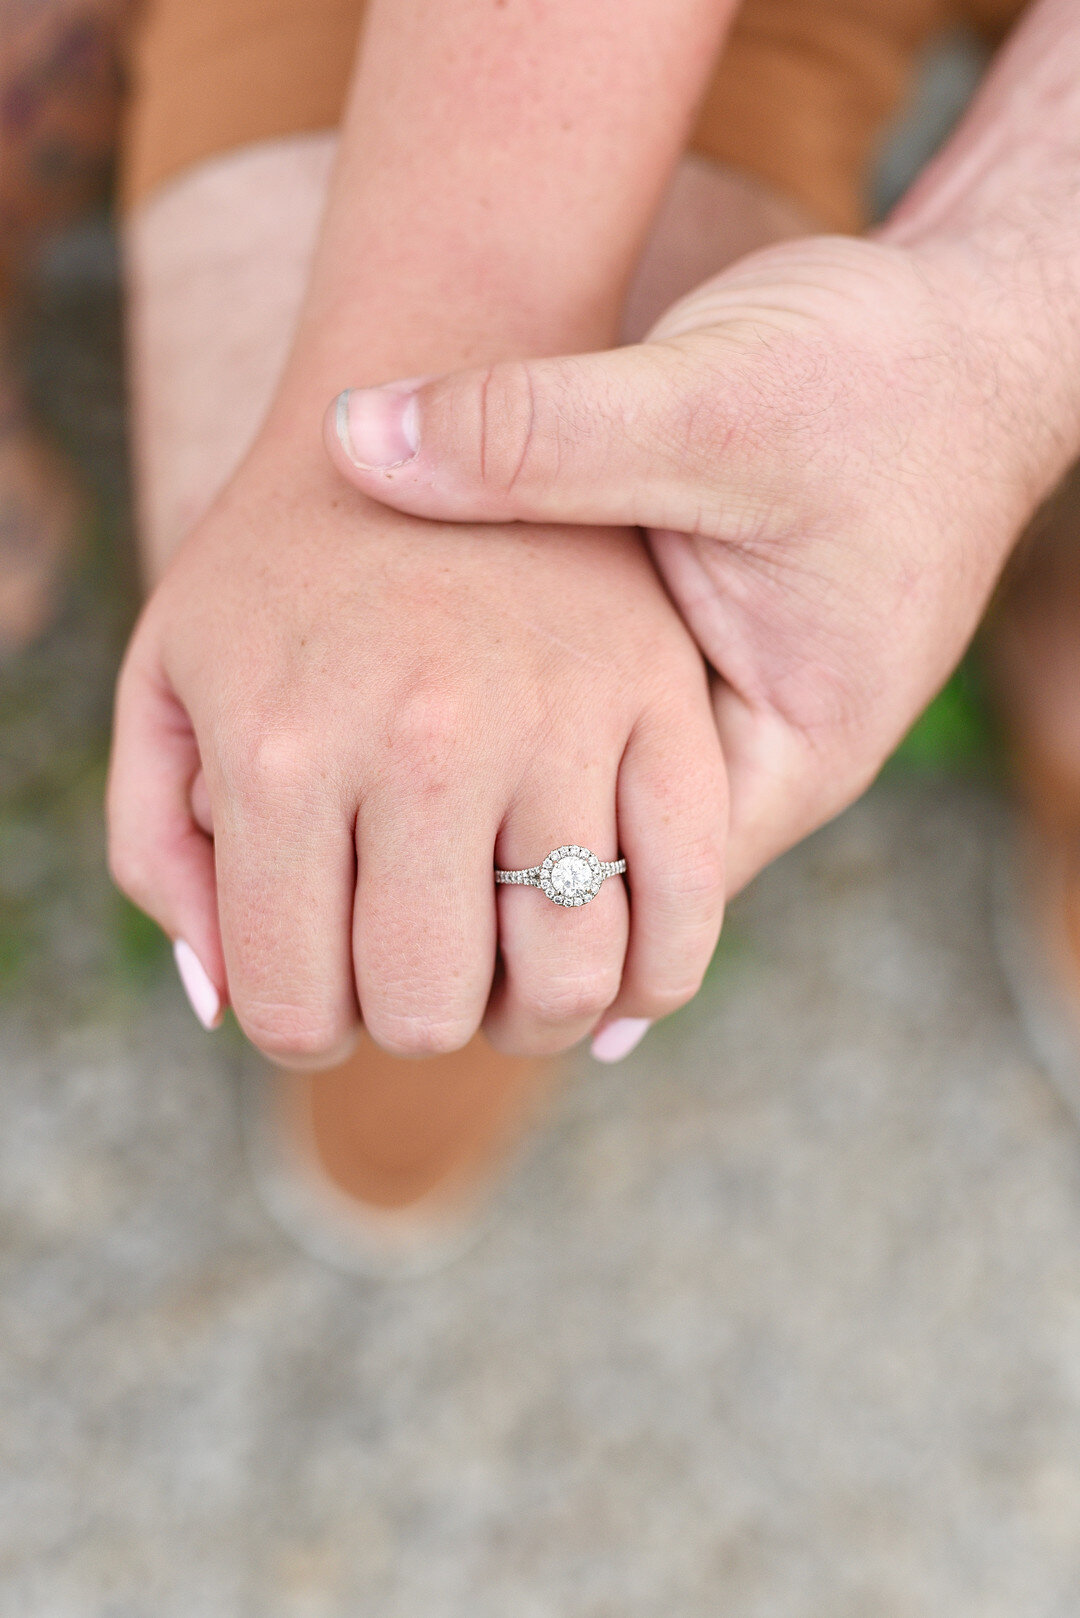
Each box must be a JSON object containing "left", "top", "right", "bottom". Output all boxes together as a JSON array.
[{"left": 6, "top": 23, "right": 1080, "bottom": 1617}]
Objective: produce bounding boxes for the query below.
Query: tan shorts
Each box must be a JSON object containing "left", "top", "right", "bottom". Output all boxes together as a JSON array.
[{"left": 121, "top": 0, "right": 1026, "bottom": 232}]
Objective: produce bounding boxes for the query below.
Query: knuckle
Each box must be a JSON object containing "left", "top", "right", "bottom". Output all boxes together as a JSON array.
[
  {"left": 518, "top": 966, "right": 621, "bottom": 1028},
  {"left": 668, "top": 375, "right": 737, "bottom": 472},
  {"left": 239, "top": 1002, "right": 352, "bottom": 1067},
  {"left": 474, "top": 359, "right": 551, "bottom": 503},
  {"left": 226, "top": 726, "right": 318, "bottom": 810},
  {"left": 483, "top": 1023, "right": 572, "bottom": 1060},
  {"left": 365, "top": 1009, "right": 476, "bottom": 1059},
  {"left": 381, "top": 687, "right": 467, "bottom": 795},
  {"left": 651, "top": 347, "right": 772, "bottom": 491},
  {"left": 640, "top": 976, "right": 708, "bottom": 1019}
]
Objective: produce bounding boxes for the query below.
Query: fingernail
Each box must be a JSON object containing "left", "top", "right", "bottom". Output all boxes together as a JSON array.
[
  {"left": 590, "top": 1017, "right": 652, "bottom": 1064},
  {"left": 335, "top": 383, "right": 420, "bottom": 469},
  {"left": 173, "top": 939, "right": 221, "bottom": 1031}
]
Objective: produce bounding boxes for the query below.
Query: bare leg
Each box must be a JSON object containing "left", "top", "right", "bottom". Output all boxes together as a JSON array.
[
  {"left": 126, "top": 140, "right": 817, "bottom": 579},
  {"left": 622, "top": 152, "right": 816, "bottom": 342},
  {"left": 124, "top": 136, "right": 337, "bottom": 581},
  {"left": 124, "top": 137, "right": 815, "bottom": 1223}
]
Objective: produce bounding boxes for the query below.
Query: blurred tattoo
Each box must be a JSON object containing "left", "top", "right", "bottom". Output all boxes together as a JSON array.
[{"left": 1, "top": 0, "right": 130, "bottom": 268}]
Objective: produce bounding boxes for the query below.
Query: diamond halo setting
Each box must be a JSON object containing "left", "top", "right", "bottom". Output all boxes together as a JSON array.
[
  {"left": 541, "top": 846, "right": 603, "bottom": 906},
  {"left": 494, "top": 845, "right": 627, "bottom": 906}
]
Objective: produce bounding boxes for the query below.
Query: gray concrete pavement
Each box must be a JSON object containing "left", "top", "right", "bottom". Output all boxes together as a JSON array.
[{"left": 7, "top": 773, "right": 1080, "bottom": 1617}]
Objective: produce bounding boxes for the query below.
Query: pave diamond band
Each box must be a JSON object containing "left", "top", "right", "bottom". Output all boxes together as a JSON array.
[{"left": 495, "top": 845, "right": 627, "bottom": 907}]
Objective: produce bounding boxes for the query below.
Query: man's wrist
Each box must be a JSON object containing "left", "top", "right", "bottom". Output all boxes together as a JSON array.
[
  {"left": 875, "top": 0, "right": 1080, "bottom": 491},
  {"left": 889, "top": 229, "right": 1080, "bottom": 502}
]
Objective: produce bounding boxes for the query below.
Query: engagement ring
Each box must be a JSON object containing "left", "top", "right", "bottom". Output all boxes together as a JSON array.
[{"left": 495, "top": 845, "right": 627, "bottom": 906}]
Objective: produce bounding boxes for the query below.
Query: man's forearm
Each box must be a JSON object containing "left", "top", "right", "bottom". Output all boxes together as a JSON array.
[
  {"left": 266, "top": 0, "right": 735, "bottom": 434},
  {"left": 881, "top": 0, "right": 1080, "bottom": 467}
]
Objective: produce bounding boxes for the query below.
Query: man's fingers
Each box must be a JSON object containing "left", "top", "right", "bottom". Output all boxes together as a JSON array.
[
  {"left": 107, "top": 648, "right": 226, "bottom": 1026},
  {"left": 322, "top": 346, "right": 762, "bottom": 536},
  {"left": 715, "top": 682, "right": 879, "bottom": 899}
]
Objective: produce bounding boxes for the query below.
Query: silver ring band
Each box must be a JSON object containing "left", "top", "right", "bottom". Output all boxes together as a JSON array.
[{"left": 495, "top": 844, "right": 627, "bottom": 907}]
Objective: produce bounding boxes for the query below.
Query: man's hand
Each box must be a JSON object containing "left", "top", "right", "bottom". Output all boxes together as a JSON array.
[
  {"left": 107, "top": 437, "right": 725, "bottom": 1065},
  {"left": 325, "top": 232, "right": 1080, "bottom": 892}
]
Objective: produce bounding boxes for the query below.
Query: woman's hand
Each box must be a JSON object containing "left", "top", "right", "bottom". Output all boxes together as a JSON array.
[
  {"left": 324, "top": 233, "right": 1080, "bottom": 893},
  {"left": 107, "top": 436, "right": 725, "bottom": 1065},
  {"left": 319, "top": 0, "right": 1080, "bottom": 896}
]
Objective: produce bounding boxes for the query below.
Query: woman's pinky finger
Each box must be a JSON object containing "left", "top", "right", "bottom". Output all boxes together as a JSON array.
[
  {"left": 591, "top": 709, "right": 727, "bottom": 1061},
  {"left": 107, "top": 642, "right": 226, "bottom": 1029}
]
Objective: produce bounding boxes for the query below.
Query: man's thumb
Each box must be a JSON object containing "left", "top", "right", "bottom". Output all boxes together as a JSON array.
[{"left": 322, "top": 347, "right": 729, "bottom": 531}]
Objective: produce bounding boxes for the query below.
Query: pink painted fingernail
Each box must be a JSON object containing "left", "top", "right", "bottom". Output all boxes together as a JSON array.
[
  {"left": 335, "top": 384, "right": 420, "bottom": 468},
  {"left": 591, "top": 1017, "right": 652, "bottom": 1063},
  {"left": 173, "top": 939, "right": 221, "bottom": 1031}
]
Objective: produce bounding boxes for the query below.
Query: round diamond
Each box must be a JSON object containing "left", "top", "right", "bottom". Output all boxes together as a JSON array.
[{"left": 550, "top": 854, "right": 594, "bottom": 900}]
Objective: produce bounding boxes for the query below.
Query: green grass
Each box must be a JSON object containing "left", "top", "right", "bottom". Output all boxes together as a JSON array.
[
  {"left": 882, "top": 658, "right": 999, "bottom": 778},
  {"left": 113, "top": 893, "right": 171, "bottom": 988}
]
